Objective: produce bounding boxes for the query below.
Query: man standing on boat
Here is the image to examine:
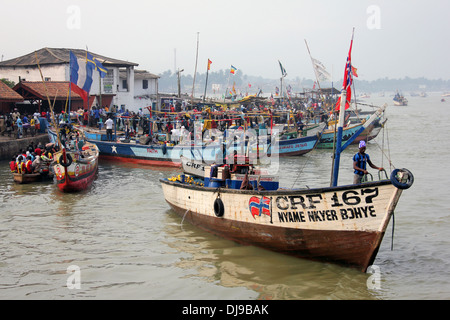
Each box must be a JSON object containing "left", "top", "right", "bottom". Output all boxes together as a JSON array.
[
  {"left": 353, "top": 141, "right": 383, "bottom": 184},
  {"left": 105, "top": 116, "right": 114, "bottom": 142}
]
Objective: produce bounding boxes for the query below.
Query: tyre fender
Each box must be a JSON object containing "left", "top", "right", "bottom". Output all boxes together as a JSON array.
[
  {"left": 214, "top": 197, "right": 225, "bottom": 217},
  {"left": 390, "top": 168, "right": 414, "bottom": 190},
  {"left": 59, "top": 153, "right": 73, "bottom": 167}
]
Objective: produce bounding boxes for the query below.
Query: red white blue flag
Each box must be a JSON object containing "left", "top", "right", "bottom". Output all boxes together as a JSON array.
[
  {"left": 335, "top": 35, "right": 354, "bottom": 111},
  {"left": 249, "top": 196, "right": 271, "bottom": 218},
  {"left": 70, "top": 51, "right": 94, "bottom": 102}
]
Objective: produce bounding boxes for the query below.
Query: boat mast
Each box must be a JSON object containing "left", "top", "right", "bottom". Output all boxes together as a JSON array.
[
  {"left": 191, "top": 32, "right": 200, "bottom": 106},
  {"left": 331, "top": 28, "right": 354, "bottom": 187}
]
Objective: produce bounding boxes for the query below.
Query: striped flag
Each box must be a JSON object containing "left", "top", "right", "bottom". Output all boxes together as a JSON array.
[
  {"left": 230, "top": 65, "right": 237, "bottom": 74},
  {"left": 70, "top": 51, "right": 93, "bottom": 102},
  {"left": 249, "top": 196, "right": 271, "bottom": 218},
  {"left": 335, "top": 37, "right": 354, "bottom": 111}
]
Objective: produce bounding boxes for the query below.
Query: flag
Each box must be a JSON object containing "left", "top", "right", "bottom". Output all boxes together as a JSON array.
[
  {"left": 230, "top": 65, "right": 237, "bottom": 74},
  {"left": 335, "top": 37, "right": 354, "bottom": 111},
  {"left": 275, "top": 86, "right": 279, "bottom": 96},
  {"left": 249, "top": 196, "right": 271, "bottom": 218},
  {"left": 70, "top": 51, "right": 93, "bottom": 102},
  {"left": 278, "top": 60, "right": 287, "bottom": 77},
  {"left": 86, "top": 52, "right": 108, "bottom": 78},
  {"left": 311, "top": 57, "right": 331, "bottom": 81},
  {"left": 207, "top": 59, "right": 212, "bottom": 71},
  {"left": 352, "top": 66, "right": 358, "bottom": 77}
]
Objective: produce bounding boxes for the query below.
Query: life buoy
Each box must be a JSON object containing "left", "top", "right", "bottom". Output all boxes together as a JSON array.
[
  {"left": 214, "top": 197, "right": 224, "bottom": 217},
  {"left": 390, "top": 168, "right": 414, "bottom": 190},
  {"left": 59, "top": 153, "right": 73, "bottom": 167}
]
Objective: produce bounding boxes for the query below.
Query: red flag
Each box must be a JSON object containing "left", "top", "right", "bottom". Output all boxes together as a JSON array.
[
  {"left": 335, "top": 36, "right": 354, "bottom": 111},
  {"left": 207, "top": 59, "right": 212, "bottom": 71}
]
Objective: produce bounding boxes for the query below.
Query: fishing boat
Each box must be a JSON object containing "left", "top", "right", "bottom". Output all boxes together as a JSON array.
[
  {"left": 161, "top": 108, "right": 412, "bottom": 272},
  {"left": 48, "top": 127, "right": 99, "bottom": 192},
  {"left": 13, "top": 172, "right": 53, "bottom": 184},
  {"left": 160, "top": 32, "right": 414, "bottom": 272},
  {"left": 393, "top": 92, "right": 408, "bottom": 106},
  {"left": 317, "top": 110, "right": 385, "bottom": 149}
]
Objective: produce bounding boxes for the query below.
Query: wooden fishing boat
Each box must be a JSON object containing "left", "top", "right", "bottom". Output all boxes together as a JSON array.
[
  {"left": 160, "top": 34, "right": 414, "bottom": 271},
  {"left": 162, "top": 105, "right": 411, "bottom": 272},
  {"left": 160, "top": 169, "right": 412, "bottom": 272},
  {"left": 317, "top": 115, "right": 384, "bottom": 149},
  {"left": 13, "top": 172, "right": 53, "bottom": 184},
  {"left": 48, "top": 127, "right": 99, "bottom": 192}
]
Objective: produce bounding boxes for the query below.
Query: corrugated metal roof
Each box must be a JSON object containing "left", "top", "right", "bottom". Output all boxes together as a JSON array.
[
  {"left": 120, "top": 69, "right": 159, "bottom": 80},
  {"left": 0, "top": 81, "right": 24, "bottom": 101},
  {"left": 0, "top": 48, "right": 138, "bottom": 68}
]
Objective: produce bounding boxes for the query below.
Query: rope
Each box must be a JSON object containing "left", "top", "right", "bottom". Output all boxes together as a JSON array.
[{"left": 291, "top": 130, "right": 325, "bottom": 188}]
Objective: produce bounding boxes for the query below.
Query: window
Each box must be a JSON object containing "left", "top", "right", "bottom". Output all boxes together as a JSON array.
[
  {"left": 122, "top": 79, "right": 128, "bottom": 90},
  {"left": 45, "top": 77, "right": 51, "bottom": 81},
  {"left": 143, "top": 80, "right": 148, "bottom": 89}
]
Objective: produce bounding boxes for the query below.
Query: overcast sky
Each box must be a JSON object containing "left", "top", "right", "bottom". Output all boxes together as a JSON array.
[{"left": 1, "top": 0, "right": 449, "bottom": 82}]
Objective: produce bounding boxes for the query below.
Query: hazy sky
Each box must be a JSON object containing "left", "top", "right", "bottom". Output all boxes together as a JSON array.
[{"left": 1, "top": 0, "right": 449, "bottom": 82}]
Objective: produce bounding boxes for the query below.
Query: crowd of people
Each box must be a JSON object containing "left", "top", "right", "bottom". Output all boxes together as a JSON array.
[
  {"left": 0, "top": 109, "right": 43, "bottom": 139},
  {"left": 9, "top": 141, "right": 56, "bottom": 175}
]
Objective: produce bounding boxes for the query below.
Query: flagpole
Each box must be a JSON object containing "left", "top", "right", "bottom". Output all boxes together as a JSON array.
[
  {"left": 203, "top": 59, "right": 210, "bottom": 102},
  {"left": 332, "top": 27, "right": 355, "bottom": 187},
  {"left": 304, "top": 39, "right": 324, "bottom": 104},
  {"left": 224, "top": 69, "right": 231, "bottom": 103},
  {"left": 191, "top": 32, "right": 199, "bottom": 107}
]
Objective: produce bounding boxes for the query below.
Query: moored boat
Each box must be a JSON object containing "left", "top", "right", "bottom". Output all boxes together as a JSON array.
[
  {"left": 318, "top": 116, "right": 384, "bottom": 149},
  {"left": 160, "top": 169, "right": 412, "bottom": 272},
  {"left": 13, "top": 172, "right": 53, "bottom": 184},
  {"left": 160, "top": 32, "right": 414, "bottom": 272},
  {"left": 48, "top": 127, "right": 99, "bottom": 192}
]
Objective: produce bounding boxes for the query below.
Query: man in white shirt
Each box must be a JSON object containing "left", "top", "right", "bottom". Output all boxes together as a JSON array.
[{"left": 105, "top": 117, "right": 114, "bottom": 141}]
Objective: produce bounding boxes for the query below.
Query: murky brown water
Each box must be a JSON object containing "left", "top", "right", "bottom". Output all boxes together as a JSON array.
[{"left": 1, "top": 93, "right": 449, "bottom": 300}]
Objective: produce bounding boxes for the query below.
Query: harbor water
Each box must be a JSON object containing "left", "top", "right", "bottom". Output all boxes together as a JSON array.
[{"left": 1, "top": 93, "right": 449, "bottom": 300}]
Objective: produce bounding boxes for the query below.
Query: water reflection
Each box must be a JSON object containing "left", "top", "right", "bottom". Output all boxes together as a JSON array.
[{"left": 163, "top": 209, "right": 378, "bottom": 300}]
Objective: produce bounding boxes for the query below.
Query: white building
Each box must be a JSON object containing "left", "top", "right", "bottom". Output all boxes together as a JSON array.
[{"left": 0, "top": 47, "right": 159, "bottom": 113}]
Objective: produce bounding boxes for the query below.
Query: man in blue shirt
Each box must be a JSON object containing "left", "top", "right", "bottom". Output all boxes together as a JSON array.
[{"left": 353, "top": 140, "right": 384, "bottom": 184}]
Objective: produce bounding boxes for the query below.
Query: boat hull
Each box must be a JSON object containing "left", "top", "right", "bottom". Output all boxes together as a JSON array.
[
  {"left": 48, "top": 128, "right": 100, "bottom": 192},
  {"left": 91, "top": 140, "right": 183, "bottom": 167},
  {"left": 273, "top": 134, "right": 319, "bottom": 156},
  {"left": 317, "top": 121, "right": 380, "bottom": 149},
  {"left": 13, "top": 172, "right": 53, "bottom": 184},
  {"left": 160, "top": 178, "right": 403, "bottom": 271},
  {"left": 53, "top": 147, "right": 99, "bottom": 192}
]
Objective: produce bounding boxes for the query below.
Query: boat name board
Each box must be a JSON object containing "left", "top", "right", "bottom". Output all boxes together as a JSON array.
[{"left": 251, "top": 187, "right": 381, "bottom": 223}]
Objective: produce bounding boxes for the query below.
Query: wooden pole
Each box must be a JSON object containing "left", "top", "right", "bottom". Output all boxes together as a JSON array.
[{"left": 191, "top": 32, "right": 199, "bottom": 106}]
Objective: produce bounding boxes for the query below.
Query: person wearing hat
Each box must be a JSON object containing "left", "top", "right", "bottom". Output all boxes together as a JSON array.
[{"left": 353, "top": 140, "right": 384, "bottom": 184}]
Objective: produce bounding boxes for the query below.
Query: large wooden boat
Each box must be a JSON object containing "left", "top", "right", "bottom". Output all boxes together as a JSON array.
[
  {"left": 160, "top": 37, "right": 413, "bottom": 271},
  {"left": 160, "top": 169, "right": 412, "bottom": 272},
  {"left": 48, "top": 127, "right": 99, "bottom": 192}
]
